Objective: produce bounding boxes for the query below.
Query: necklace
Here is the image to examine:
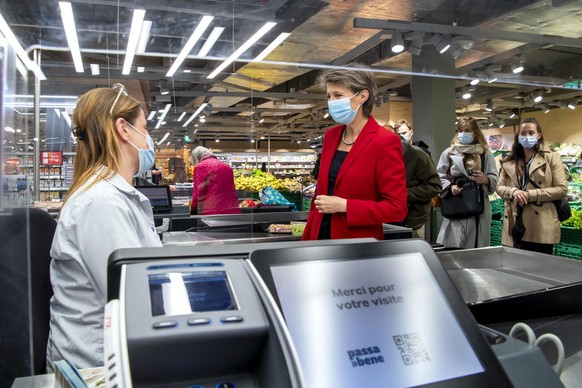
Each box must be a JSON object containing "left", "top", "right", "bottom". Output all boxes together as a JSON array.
[{"left": 342, "top": 128, "right": 356, "bottom": 146}]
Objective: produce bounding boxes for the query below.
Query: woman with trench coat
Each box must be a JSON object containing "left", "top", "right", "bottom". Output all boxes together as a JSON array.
[{"left": 496, "top": 118, "right": 568, "bottom": 254}]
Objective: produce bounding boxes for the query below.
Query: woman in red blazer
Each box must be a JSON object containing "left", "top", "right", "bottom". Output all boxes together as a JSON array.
[{"left": 302, "top": 64, "right": 407, "bottom": 240}]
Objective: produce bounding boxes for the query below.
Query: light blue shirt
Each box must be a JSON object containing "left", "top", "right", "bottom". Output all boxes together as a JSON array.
[{"left": 46, "top": 171, "right": 162, "bottom": 371}]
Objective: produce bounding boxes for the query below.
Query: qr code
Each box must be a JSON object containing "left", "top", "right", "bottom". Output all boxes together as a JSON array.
[{"left": 393, "top": 332, "right": 431, "bottom": 366}]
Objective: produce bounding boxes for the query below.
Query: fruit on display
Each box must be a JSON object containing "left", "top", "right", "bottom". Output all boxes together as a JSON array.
[{"left": 234, "top": 169, "right": 302, "bottom": 192}]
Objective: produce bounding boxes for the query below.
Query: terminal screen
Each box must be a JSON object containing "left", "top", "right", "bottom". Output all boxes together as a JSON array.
[
  {"left": 270, "top": 253, "right": 485, "bottom": 388},
  {"left": 135, "top": 186, "right": 170, "bottom": 207},
  {"left": 149, "top": 271, "right": 237, "bottom": 316}
]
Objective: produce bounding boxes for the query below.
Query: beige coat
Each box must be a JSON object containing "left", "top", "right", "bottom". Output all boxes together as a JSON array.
[{"left": 496, "top": 145, "right": 568, "bottom": 246}]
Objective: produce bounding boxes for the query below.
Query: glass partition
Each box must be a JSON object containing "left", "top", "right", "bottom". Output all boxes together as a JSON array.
[{"left": 1, "top": 0, "right": 582, "bottom": 381}]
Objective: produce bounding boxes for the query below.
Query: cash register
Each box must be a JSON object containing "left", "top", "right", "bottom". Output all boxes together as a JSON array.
[{"left": 105, "top": 239, "right": 564, "bottom": 387}]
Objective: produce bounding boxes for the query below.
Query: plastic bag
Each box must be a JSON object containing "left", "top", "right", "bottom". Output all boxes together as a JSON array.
[{"left": 259, "top": 186, "right": 297, "bottom": 210}]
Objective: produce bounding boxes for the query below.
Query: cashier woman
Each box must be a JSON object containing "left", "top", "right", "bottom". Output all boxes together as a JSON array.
[{"left": 46, "top": 84, "right": 162, "bottom": 371}]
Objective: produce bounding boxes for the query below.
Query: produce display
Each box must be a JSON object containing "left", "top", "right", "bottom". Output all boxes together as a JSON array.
[
  {"left": 234, "top": 169, "right": 302, "bottom": 192},
  {"left": 550, "top": 143, "right": 582, "bottom": 157},
  {"left": 561, "top": 208, "right": 582, "bottom": 229}
]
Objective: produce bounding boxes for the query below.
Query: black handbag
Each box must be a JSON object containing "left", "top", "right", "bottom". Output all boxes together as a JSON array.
[
  {"left": 440, "top": 180, "right": 485, "bottom": 220},
  {"left": 528, "top": 178, "right": 571, "bottom": 222}
]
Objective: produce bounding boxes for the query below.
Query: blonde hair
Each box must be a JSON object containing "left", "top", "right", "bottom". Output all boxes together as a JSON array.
[{"left": 66, "top": 88, "right": 143, "bottom": 203}]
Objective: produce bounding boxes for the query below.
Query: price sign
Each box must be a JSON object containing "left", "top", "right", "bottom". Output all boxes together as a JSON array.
[{"left": 40, "top": 151, "right": 63, "bottom": 165}]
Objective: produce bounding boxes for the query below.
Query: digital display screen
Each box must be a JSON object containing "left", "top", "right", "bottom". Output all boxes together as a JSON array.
[
  {"left": 149, "top": 271, "right": 237, "bottom": 316},
  {"left": 135, "top": 186, "right": 170, "bottom": 207},
  {"left": 270, "top": 253, "right": 485, "bottom": 388}
]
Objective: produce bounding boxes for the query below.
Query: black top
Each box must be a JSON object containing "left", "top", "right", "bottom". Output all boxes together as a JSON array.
[{"left": 318, "top": 150, "right": 348, "bottom": 240}]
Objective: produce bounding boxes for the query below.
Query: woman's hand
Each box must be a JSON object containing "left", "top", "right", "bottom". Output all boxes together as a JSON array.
[
  {"left": 314, "top": 195, "right": 347, "bottom": 213},
  {"left": 450, "top": 185, "right": 462, "bottom": 196},
  {"left": 470, "top": 170, "right": 490, "bottom": 186},
  {"left": 512, "top": 189, "right": 530, "bottom": 206}
]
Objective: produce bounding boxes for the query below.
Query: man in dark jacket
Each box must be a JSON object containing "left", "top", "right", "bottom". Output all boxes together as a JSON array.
[
  {"left": 394, "top": 119, "right": 432, "bottom": 156},
  {"left": 389, "top": 126, "right": 442, "bottom": 239}
]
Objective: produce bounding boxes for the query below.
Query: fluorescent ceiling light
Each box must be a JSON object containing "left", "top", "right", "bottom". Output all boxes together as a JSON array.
[
  {"left": 122, "top": 9, "right": 146, "bottom": 75},
  {"left": 157, "top": 132, "right": 170, "bottom": 145},
  {"left": 568, "top": 99, "right": 577, "bottom": 109},
  {"left": 90, "top": 64, "right": 100, "bottom": 75},
  {"left": 58, "top": 2, "right": 84, "bottom": 73},
  {"left": 208, "top": 22, "right": 276, "bottom": 79},
  {"left": 254, "top": 32, "right": 291, "bottom": 61},
  {"left": 61, "top": 110, "right": 72, "bottom": 126},
  {"left": 155, "top": 104, "right": 172, "bottom": 129},
  {"left": 167, "top": 16, "right": 214, "bottom": 77},
  {"left": 177, "top": 112, "right": 187, "bottom": 122},
  {"left": 136, "top": 20, "right": 152, "bottom": 53},
  {"left": 54, "top": 109, "right": 61, "bottom": 118},
  {"left": 0, "top": 11, "right": 46, "bottom": 80},
  {"left": 14, "top": 56, "right": 28, "bottom": 80},
  {"left": 137, "top": 66, "right": 145, "bottom": 73},
  {"left": 147, "top": 110, "right": 156, "bottom": 121},
  {"left": 183, "top": 103, "right": 208, "bottom": 127},
  {"left": 197, "top": 26, "right": 225, "bottom": 57}
]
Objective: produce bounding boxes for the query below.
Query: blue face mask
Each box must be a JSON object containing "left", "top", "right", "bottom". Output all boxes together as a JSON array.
[
  {"left": 399, "top": 133, "right": 411, "bottom": 143},
  {"left": 518, "top": 135, "right": 538, "bottom": 149},
  {"left": 127, "top": 122, "right": 155, "bottom": 175},
  {"left": 457, "top": 132, "right": 474, "bottom": 145},
  {"left": 328, "top": 92, "right": 360, "bottom": 125}
]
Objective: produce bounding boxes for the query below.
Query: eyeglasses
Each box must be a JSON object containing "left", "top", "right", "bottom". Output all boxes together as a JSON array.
[{"left": 109, "top": 83, "right": 127, "bottom": 116}]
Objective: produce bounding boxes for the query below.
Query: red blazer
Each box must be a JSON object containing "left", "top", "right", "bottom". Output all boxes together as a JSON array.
[{"left": 302, "top": 116, "right": 407, "bottom": 240}]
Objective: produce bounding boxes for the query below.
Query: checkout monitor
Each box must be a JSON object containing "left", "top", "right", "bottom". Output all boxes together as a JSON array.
[
  {"left": 134, "top": 185, "right": 173, "bottom": 212},
  {"left": 249, "top": 239, "right": 512, "bottom": 388}
]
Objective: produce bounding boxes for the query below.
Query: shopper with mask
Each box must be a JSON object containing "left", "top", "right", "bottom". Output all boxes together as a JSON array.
[
  {"left": 496, "top": 117, "right": 567, "bottom": 254},
  {"left": 46, "top": 84, "right": 162, "bottom": 371},
  {"left": 393, "top": 119, "right": 432, "bottom": 156},
  {"left": 436, "top": 117, "right": 498, "bottom": 248},
  {"left": 302, "top": 63, "right": 407, "bottom": 240}
]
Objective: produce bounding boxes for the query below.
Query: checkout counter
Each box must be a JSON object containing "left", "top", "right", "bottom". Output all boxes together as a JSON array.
[
  {"left": 104, "top": 239, "right": 566, "bottom": 387},
  {"left": 157, "top": 211, "right": 412, "bottom": 245}
]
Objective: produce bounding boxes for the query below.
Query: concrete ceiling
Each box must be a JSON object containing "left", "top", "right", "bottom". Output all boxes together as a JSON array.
[{"left": 2, "top": 0, "right": 582, "bottom": 148}]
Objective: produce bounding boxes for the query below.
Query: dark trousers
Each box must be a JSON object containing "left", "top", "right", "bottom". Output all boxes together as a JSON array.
[{"left": 520, "top": 241, "right": 554, "bottom": 255}]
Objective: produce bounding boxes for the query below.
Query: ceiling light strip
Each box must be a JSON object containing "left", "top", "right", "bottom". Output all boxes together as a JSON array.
[
  {"left": 0, "top": 12, "right": 46, "bottom": 80},
  {"left": 254, "top": 32, "right": 290, "bottom": 61},
  {"left": 197, "top": 26, "right": 225, "bottom": 57},
  {"left": 157, "top": 132, "right": 170, "bottom": 145},
  {"left": 177, "top": 112, "right": 187, "bottom": 122},
  {"left": 207, "top": 22, "right": 276, "bottom": 79},
  {"left": 136, "top": 20, "right": 152, "bottom": 53},
  {"left": 155, "top": 104, "right": 172, "bottom": 129},
  {"left": 90, "top": 64, "right": 100, "bottom": 75},
  {"left": 183, "top": 103, "right": 208, "bottom": 127},
  {"left": 122, "top": 9, "right": 146, "bottom": 75},
  {"left": 167, "top": 15, "right": 214, "bottom": 77},
  {"left": 58, "top": 2, "right": 84, "bottom": 72}
]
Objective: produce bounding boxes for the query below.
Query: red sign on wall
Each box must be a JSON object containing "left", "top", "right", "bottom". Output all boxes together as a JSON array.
[{"left": 40, "top": 151, "right": 63, "bottom": 165}]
